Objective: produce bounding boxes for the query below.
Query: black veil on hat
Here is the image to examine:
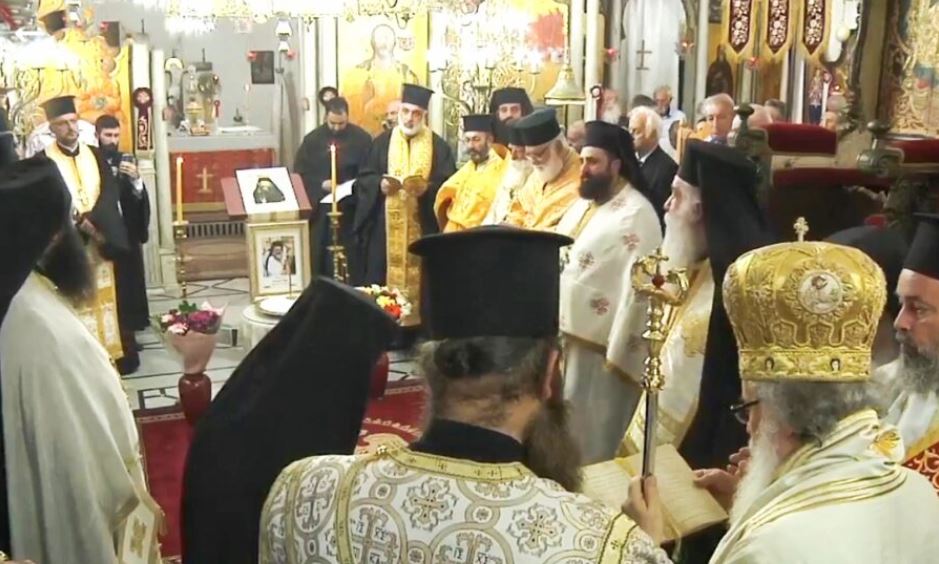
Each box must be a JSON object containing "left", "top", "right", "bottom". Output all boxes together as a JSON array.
[
  {"left": 0, "top": 155, "right": 71, "bottom": 554},
  {"left": 181, "top": 277, "right": 397, "bottom": 564},
  {"left": 904, "top": 213, "right": 939, "bottom": 281},
  {"left": 827, "top": 224, "right": 909, "bottom": 317},
  {"left": 679, "top": 140, "right": 775, "bottom": 471},
  {"left": 410, "top": 226, "right": 572, "bottom": 341},
  {"left": 401, "top": 83, "right": 434, "bottom": 110},
  {"left": 583, "top": 120, "right": 653, "bottom": 204}
]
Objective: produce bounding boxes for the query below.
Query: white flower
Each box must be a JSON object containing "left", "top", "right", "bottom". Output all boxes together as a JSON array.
[
  {"left": 167, "top": 323, "right": 188, "bottom": 335},
  {"left": 161, "top": 313, "right": 175, "bottom": 324}
]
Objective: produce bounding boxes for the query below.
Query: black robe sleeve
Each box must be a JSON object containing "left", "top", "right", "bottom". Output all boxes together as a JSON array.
[
  {"left": 640, "top": 147, "right": 679, "bottom": 224},
  {"left": 87, "top": 146, "right": 130, "bottom": 260}
]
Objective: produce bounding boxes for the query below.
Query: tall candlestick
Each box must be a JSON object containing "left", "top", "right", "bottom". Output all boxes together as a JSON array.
[
  {"left": 175, "top": 156, "right": 184, "bottom": 222},
  {"left": 329, "top": 143, "right": 338, "bottom": 214}
]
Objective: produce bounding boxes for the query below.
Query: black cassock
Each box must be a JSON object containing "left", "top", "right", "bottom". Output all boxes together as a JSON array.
[
  {"left": 350, "top": 129, "right": 455, "bottom": 286},
  {"left": 181, "top": 277, "right": 396, "bottom": 564},
  {"left": 99, "top": 155, "right": 151, "bottom": 332},
  {"left": 294, "top": 123, "right": 373, "bottom": 278},
  {"left": 640, "top": 145, "right": 678, "bottom": 226}
]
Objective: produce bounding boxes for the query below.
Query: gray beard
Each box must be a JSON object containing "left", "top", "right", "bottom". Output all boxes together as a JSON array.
[
  {"left": 730, "top": 423, "right": 782, "bottom": 525},
  {"left": 896, "top": 334, "right": 939, "bottom": 395},
  {"left": 504, "top": 159, "right": 533, "bottom": 188}
]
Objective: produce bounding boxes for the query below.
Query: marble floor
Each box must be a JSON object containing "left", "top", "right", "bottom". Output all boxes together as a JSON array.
[{"left": 125, "top": 278, "right": 418, "bottom": 411}]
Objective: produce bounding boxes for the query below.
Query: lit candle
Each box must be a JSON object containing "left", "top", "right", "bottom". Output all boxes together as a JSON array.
[
  {"left": 175, "top": 156, "right": 184, "bottom": 222},
  {"left": 329, "top": 144, "right": 338, "bottom": 214}
]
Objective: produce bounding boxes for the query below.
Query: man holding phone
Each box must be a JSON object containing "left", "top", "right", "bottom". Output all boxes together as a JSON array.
[{"left": 95, "top": 114, "right": 151, "bottom": 375}]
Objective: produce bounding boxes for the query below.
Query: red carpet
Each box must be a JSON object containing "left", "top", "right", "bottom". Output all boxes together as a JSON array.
[{"left": 135, "top": 381, "right": 427, "bottom": 560}]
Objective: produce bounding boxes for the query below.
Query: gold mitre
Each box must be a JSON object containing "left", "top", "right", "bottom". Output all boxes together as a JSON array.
[{"left": 722, "top": 240, "right": 886, "bottom": 382}]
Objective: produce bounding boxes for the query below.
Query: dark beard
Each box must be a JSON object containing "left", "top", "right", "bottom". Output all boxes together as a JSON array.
[
  {"left": 39, "top": 224, "right": 95, "bottom": 305},
  {"left": 523, "top": 396, "right": 583, "bottom": 492},
  {"left": 579, "top": 171, "right": 614, "bottom": 201}
]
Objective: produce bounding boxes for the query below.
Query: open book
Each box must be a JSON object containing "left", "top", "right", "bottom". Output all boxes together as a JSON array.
[{"left": 581, "top": 444, "right": 727, "bottom": 542}]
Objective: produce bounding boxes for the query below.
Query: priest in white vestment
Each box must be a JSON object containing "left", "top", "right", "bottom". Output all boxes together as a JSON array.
[
  {"left": 0, "top": 157, "right": 160, "bottom": 563},
  {"left": 630, "top": 239, "right": 939, "bottom": 562},
  {"left": 882, "top": 214, "right": 939, "bottom": 493},
  {"left": 558, "top": 121, "right": 662, "bottom": 463}
]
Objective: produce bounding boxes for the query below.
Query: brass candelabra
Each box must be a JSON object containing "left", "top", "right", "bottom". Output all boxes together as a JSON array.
[
  {"left": 630, "top": 247, "right": 690, "bottom": 477},
  {"left": 328, "top": 210, "right": 349, "bottom": 283},
  {"left": 173, "top": 220, "right": 189, "bottom": 299}
]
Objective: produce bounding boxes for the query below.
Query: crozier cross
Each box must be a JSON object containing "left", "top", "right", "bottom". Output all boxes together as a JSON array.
[{"left": 636, "top": 40, "right": 652, "bottom": 71}]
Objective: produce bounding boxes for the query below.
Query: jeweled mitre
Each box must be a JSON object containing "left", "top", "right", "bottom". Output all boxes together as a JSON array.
[{"left": 723, "top": 241, "right": 886, "bottom": 382}]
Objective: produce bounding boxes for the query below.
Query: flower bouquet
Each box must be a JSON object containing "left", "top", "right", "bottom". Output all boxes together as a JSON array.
[
  {"left": 355, "top": 285, "right": 412, "bottom": 399},
  {"left": 356, "top": 285, "right": 413, "bottom": 323},
  {"left": 157, "top": 301, "right": 224, "bottom": 424}
]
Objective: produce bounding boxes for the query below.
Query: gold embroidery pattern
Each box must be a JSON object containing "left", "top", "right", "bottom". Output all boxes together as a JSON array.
[
  {"left": 680, "top": 311, "right": 708, "bottom": 357},
  {"left": 385, "top": 127, "right": 433, "bottom": 327},
  {"left": 260, "top": 449, "right": 667, "bottom": 563},
  {"left": 905, "top": 445, "right": 939, "bottom": 496}
]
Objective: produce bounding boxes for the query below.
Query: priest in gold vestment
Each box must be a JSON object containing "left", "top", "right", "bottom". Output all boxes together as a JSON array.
[
  {"left": 351, "top": 84, "right": 456, "bottom": 325},
  {"left": 884, "top": 214, "right": 939, "bottom": 494},
  {"left": 39, "top": 95, "right": 129, "bottom": 360},
  {"left": 504, "top": 109, "right": 582, "bottom": 231},
  {"left": 482, "top": 123, "right": 533, "bottom": 225},
  {"left": 652, "top": 240, "right": 939, "bottom": 562},
  {"left": 260, "top": 227, "right": 672, "bottom": 563},
  {"left": 434, "top": 114, "right": 509, "bottom": 232}
]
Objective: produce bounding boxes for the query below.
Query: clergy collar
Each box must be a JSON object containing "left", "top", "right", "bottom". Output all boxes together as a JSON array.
[
  {"left": 56, "top": 142, "right": 81, "bottom": 157},
  {"left": 410, "top": 418, "right": 525, "bottom": 464}
]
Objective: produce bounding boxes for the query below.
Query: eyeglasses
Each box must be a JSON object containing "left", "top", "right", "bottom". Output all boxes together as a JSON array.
[{"left": 729, "top": 399, "right": 760, "bottom": 425}]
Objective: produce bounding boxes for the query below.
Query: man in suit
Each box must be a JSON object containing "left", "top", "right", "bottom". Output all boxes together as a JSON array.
[{"left": 629, "top": 106, "right": 677, "bottom": 224}]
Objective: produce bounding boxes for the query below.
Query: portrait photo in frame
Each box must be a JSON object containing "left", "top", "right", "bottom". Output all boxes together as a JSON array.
[
  {"left": 236, "top": 166, "right": 299, "bottom": 216},
  {"left": 246, "top": 220, "right": 312, "bottom": 299}
]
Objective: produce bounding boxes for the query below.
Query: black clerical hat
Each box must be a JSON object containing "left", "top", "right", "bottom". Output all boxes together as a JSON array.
[
  {"left": 489, "top": 87, "right": 533, "bottom": 114},
  {"left": 904, "top": 213, "right": 939, "bottom": 280},
  {"left": 41, "top": 95, "right": 77, "bottom": 120},
  {"left": 401, "top": 83, "right": 433, "bottom": 110},
  {"left": 827, "top": 225, "right": 908, "bottom": 316},
  {"left": 515, "top": 109, "right": 561, "bottom": 146},
  {"left": 0, "top": 155, "right": 70, "bottom": 297},
  {"left": 40, "top": 10, "right": 66, "bottom": 33},
  {"left": 584, "top": 121, "right": 637, "bottom": 176},
  {"left": 676, "top": 139, "right": 703, "bottom": 187},
  {"left": 462, "top": 114, "right": 493, "bottom": 134},
  {"left": 410, "top": 226, "right": 572, "bottom": 339},
  {"left": 508, "top": 122, "right": 525, "bottom": 146}
]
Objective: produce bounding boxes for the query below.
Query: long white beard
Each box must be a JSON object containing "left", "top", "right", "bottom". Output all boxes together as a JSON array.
[
  {"left": 533, "top": 156, "right": 564, "bottom": 184},
  {"left": 661, "top": 211, "right": 706, "bottom": 270},
  {"left": 730, "top": 423, "right": 782, "bottom": 525},
  {"left": 504, "top": 159, "right": 533, "bottom": 188}
]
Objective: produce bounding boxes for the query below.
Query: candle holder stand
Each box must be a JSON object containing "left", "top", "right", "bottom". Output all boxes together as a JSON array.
[{"left": 328, "top": 210, "right": 349, "bottom": 283}]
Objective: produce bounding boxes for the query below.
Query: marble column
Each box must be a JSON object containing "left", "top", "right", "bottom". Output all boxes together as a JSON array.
[
  {"left": 608, "top": 0, "right": 624, "bottom": 95},
  {"left": 791, "top": 52, "right": 806, "bottom": 123},
  {"left": 694, "top": 0, "right": 710, "bottom": 110},
  {"left": 570, "top": 0, "right": 585, "bottom": 89},
  {"left": 584, "top": 0, "right": 601, "bottom": 121},
  {"left": 428, "top": 19, "right": 446, "bottom": 137},
  {"left": 298, "top": 20, "right": 319, "bottom": 135},
  {"left": 150, "top": 49, "right": 180, "bottom": 293},
  {"left": 317, "top": 17, "right": 339, "bottom": 94},
  {"left": 130, "top": 39, "right": 163, "bottom": 290}
]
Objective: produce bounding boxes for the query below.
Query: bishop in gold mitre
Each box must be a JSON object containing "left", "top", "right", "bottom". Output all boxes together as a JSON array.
[
  {"left": 683, "top": 237, "right": 939, "bottom": 563},
  {"left": 433, "top": 114, "right": 509, "bottom": 232},
  {"left": 260, "top": 227, "right": 674, "bottom": 563}
]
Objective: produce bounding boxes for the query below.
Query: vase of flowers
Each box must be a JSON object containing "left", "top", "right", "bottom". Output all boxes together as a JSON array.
[
  {"left": 356, "top": 285, "right": 412, "bottom": 399},
  {"left": 158, "top": 301, "right": 224, "bottom": 425}
]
